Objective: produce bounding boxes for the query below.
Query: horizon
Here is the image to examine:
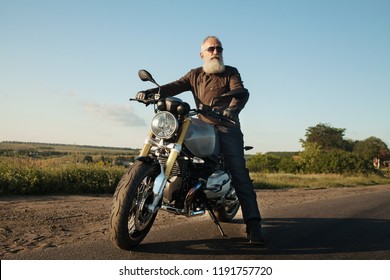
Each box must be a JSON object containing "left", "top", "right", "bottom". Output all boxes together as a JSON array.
[{"left": 0, "top": 140, "right": 301, "bottom": 154}]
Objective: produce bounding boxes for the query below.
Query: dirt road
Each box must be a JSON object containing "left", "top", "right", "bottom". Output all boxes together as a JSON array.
[{"left": 1, "top": 185, "right": 389, "bottom": 259}]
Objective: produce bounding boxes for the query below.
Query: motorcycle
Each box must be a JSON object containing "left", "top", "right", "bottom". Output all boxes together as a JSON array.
[{"left": 109, "top": 70, "right": 252, "bottom": 250}]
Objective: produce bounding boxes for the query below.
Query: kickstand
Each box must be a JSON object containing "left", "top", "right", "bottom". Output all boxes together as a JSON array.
[{"left": 207, "top": 209, "right": 227, "bottom": 237}]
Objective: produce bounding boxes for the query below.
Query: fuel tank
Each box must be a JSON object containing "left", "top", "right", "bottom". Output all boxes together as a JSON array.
[{"left": 184, "top": 118, "right": 219, "bottom": 158}]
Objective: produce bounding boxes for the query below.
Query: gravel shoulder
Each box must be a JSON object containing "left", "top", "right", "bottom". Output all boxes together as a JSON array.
[{"left": 1, "top": 184, "right": 389, "bottom": 259}]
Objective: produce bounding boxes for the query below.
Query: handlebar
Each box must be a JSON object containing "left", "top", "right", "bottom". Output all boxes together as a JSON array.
[
  {"left": 134, "top": 69, "right": 246, "bottom": 123},
  {"left": 130, "top": 97, "right": 236, "bottom": 124},
  {"left": 129, "top": 97, "right": 156, "bottom": 106},
  {"left": 193, "top": 107, "right": 236, "bottom": 125}
]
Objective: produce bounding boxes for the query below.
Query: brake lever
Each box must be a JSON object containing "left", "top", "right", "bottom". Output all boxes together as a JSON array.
[{"left": 129, "top": 98, "right": 155, "bottom": 107}]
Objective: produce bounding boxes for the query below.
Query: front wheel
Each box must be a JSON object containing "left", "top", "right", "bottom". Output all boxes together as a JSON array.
[{"left": 110, "top": 161, "right": 159, "bottom": 250}]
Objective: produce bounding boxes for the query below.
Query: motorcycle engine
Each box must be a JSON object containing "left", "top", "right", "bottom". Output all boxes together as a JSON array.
[
  {"left": 163, "top": 175, "right": 182, "bottom": 203},
  {"left": 204, "top": 170, "right": 231, "bottom": 199}
]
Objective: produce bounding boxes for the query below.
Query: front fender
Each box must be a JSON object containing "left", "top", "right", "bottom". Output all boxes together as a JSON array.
[
  {"left": 135, "top": 155, "right": 158, "bottom": 165},
  {"left": 133, "top": 156, "right": 160, "bottom": 178}
]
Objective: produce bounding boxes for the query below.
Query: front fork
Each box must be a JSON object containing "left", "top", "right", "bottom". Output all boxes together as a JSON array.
[{"left": 140, "top": 117, "right": 191, "bottom": 213}]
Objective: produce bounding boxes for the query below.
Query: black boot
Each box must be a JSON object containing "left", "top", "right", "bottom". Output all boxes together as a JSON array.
[{"left": 246, "top": 219, "right": 265, "bottom": 245}]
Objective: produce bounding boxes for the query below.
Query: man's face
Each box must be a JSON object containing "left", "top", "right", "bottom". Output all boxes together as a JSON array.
[
  {"left": 200, "top": 38, "right": 223, "bottom": 61},
  {"left": 200, "top": 39, "right": 225, "bottom": 74}
]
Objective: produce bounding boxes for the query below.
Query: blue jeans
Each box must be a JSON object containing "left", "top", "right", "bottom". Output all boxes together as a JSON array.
[{"left": 216, "top": 125, "right": 262, "bottom": 223}]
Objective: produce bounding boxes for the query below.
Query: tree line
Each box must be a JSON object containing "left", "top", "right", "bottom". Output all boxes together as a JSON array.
[{"left": 247, "top": 123, "right": 390, "bottom": 174}]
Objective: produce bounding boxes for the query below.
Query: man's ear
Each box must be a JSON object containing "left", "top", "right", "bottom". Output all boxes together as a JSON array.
[{"left": 200, "top": 52, "right": 204, "bottom": 59}]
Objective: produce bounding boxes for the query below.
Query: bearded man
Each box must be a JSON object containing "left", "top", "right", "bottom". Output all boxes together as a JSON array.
[{"left": 136, "top": 35, "right": 265, "bottom": 245}]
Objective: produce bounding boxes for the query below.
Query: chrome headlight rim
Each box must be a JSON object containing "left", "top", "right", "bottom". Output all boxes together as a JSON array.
[{"left": 151, "top": 111, "right": 178, "bottom": 139}]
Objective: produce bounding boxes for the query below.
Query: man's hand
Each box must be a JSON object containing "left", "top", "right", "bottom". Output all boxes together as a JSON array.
[
  {"left": 223, "top": 107, "right": 239, "bottom": 122},
  {"left": 135, "top": 90, "right": 153, "bottom": 101}
]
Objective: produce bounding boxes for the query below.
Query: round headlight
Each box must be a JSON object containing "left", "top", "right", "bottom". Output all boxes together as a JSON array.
[{"left": 151, "top": 111, "right": 178, "bottom": 139}]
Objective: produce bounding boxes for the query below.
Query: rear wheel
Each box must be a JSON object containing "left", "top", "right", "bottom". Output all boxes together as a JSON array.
[
  {"left": 214, "top": 188, "right": 240, "bottom": 222},
  {"left": 110, "top": 161, "right": 159, "bottom": 250}
]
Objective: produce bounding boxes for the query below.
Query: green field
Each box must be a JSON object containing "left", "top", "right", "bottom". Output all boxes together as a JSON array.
[
  {"left": 1, "top": 141, "right": 389, "bottom": 195},
  {"left": 0, "top": 141, "right": 139, "bottom": 158}
]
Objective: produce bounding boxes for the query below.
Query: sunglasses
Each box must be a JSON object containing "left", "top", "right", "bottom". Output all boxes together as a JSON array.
[{"left": 204, "top": 46, "right": 224, "bottom": 53}]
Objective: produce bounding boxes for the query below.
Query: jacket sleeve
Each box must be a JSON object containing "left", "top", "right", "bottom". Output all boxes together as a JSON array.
[
  {"left": 228, "top": 69, "right": 249, "bottom": 113},
  {"left": 147, "top": 71, "right": 193, "bottom": 98}
]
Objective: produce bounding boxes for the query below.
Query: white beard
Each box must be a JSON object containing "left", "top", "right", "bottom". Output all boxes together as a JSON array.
[{"left": 203, "top": 57, "right": 225, "bottom": 74}]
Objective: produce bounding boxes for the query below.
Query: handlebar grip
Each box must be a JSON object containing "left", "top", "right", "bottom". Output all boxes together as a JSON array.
[
  {"left": 197, "top": 108, "right": 236, "bottom": 124},
  {"left": 129, "top": 97, "right": 155, "bottom": 106}
]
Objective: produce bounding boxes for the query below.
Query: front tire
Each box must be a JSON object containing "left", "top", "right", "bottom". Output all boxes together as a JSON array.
[{"left": 110, "top": 161, "right": 159, "bottom": 250}]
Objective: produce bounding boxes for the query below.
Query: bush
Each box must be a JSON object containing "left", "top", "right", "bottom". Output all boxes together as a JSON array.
[
  {"left": 279, "top": 156, "right": 301, "bottom": 173},
  {"left": 247, "top": 153, "right": 302, "bottom": 174},
  {"left": 300, "top": 149, "right": 375, "bottom": 174},
  {"left": 247, "top": 154, "right": 281, "bottom": 173},
  {"left": 246, "top": 144, "right": 376, "bottom": 174}
]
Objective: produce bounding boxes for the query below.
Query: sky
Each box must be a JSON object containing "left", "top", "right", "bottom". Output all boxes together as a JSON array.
[{"left": 1, "top": 0, "right": 389, "bottom": 154}]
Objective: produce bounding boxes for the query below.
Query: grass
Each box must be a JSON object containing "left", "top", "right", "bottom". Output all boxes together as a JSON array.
[
  {"left": 251, "top": 172, "right": 390, "bottom": 189},
  {"left": 1, "top": 156, "right": 389, "bottom": 195},
  {"left": 1, "top": 141, "right": 389, "bottom": 194},
  {"left": 0, "top": 156, "right": 126, "bottom": 195}
]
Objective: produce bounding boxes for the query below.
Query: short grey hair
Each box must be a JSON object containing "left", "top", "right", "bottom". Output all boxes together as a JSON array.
[{"left": 201, "top": 36, "right": 222, "bottom": 50}]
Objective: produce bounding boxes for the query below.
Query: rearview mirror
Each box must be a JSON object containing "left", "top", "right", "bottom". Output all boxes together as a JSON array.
[{"left": 138, "top": 69, "right": 157, "bottom": 84}]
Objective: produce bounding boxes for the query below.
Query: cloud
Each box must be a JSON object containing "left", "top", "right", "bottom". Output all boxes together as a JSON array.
[
  {"left": 83, "top": 102, "right": 146, "bottom": 127},
  {"left": 66, "top": 91, "right": 79, "bottom": 97}
]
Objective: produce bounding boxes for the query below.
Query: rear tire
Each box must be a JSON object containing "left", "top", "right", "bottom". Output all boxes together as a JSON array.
[
  {"left": 214, "top": 189, "right": 240, "bottom": 222},
  {"left": 110, "top": 161, "right": 158, "bottom": 250}
]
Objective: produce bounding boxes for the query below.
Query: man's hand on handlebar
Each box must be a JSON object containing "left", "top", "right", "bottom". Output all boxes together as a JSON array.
[
  {"left": 197, "top": 106, "right": 238, "bottom": 124},
  {"left": 222, "top": 107, "right": 239, "bottom": 122},
  {"left": 135, "top": 90, "right": 153, "bottom": 101}
]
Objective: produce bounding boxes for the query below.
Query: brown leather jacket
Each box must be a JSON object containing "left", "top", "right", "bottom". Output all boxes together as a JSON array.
[{"left": 149, "top": 66, "right": 249, "bottom": 126}]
